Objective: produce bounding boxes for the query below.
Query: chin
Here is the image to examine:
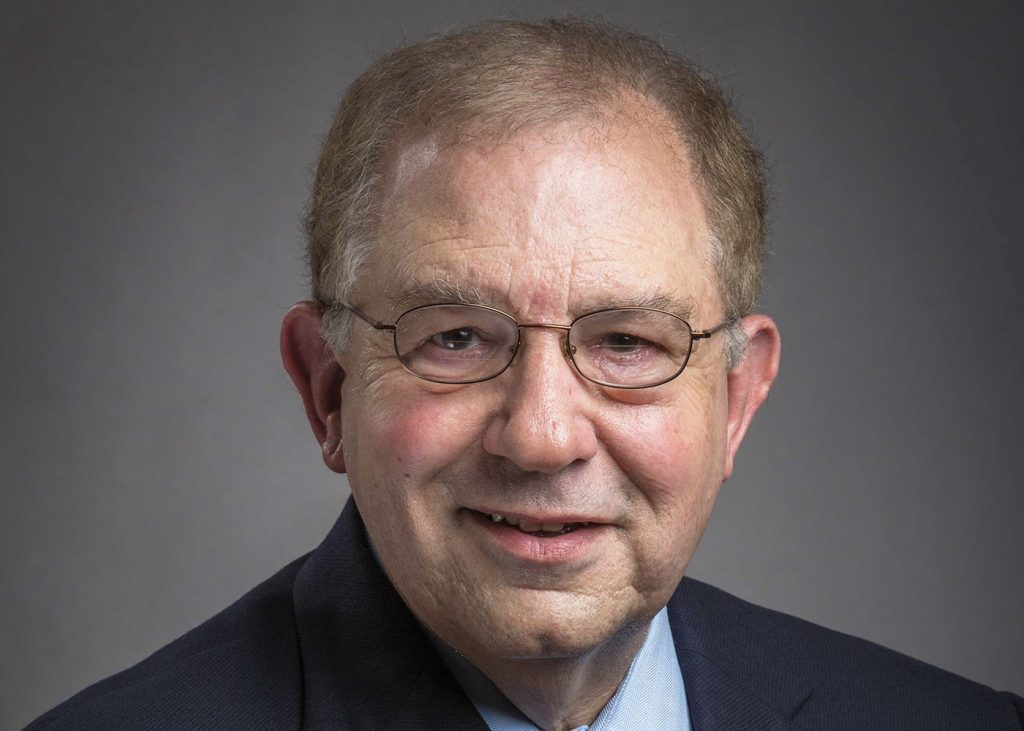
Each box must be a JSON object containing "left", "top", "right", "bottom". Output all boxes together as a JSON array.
[{"left": 457, "top": 590, "right": 644, "bottom": 664}]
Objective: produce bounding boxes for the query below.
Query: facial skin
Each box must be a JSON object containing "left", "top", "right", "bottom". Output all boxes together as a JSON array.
[{"left": 282, "top": 99, "right": 780, "bottom": 728}]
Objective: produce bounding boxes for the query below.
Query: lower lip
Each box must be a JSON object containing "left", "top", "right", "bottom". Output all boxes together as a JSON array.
[{"left": 466, "top": 510, "right": 610, "bottom": 566}]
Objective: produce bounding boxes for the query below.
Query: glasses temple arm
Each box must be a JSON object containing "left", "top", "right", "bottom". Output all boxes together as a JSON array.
[
  {"left": 690, "top": 319, "right": 736, "bottom": 340},
  {"left": 327, "top": 302, "right": 396, "bottom": 332}
]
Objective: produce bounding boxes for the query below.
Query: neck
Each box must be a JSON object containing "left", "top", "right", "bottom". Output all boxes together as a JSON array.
[{"left": 466, "top": 622, "right": 650, "bottom": 731}]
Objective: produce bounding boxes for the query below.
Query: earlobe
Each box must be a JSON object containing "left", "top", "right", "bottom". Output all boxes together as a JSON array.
[
  {"left": 280, "top": 302, "right": 347, "bottom": 474},
  {"left": 722, "top": 314, "right": 781, "bottom": 481}
]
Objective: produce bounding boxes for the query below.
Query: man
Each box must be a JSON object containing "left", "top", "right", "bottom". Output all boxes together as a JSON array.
[{"left": 28, "top": 18, "right": 1022, "bottom": 731}]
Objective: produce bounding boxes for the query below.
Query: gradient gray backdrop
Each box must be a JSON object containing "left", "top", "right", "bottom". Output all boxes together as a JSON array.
[{"left": 4, "top": 1, "right": 1022, "bottom": 727}]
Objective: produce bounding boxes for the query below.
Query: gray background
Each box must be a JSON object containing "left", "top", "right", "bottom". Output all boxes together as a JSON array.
[{"left": 3, "top": 1, "right": 1022, "bottom": 727}]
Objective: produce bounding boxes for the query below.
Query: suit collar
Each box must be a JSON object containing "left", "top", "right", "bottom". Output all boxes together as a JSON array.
[
  {"left": 292, "top": 499, "right": 487, "bottom": 730},
  {"left": 669, "top": 578, "right": 813, "bottom": 730}
]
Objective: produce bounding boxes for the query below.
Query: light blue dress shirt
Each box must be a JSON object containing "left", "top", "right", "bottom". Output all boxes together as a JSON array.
[{"left": 432, "top": 607, "right": 691, "bottom": 730}]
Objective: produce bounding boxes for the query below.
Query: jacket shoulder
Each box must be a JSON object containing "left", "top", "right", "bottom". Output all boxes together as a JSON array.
[
  {"left": 26, "top": 556, "right": 308, "bottom": 731},
  {"left": 673, "top": 578, "right": 1023, "bottom": 730}
]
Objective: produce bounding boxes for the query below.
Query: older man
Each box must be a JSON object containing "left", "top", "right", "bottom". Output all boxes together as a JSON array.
[{"left": 29, "top": 18, "right": 1022, "bottom": 731}]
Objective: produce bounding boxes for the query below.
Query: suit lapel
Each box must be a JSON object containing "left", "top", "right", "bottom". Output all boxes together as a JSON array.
[
  {"left": 669, "top": 579, "right": 813, "bottom": 731},
  {"left": 677, "top": 649, "right": 809, "bottom": 731},
  {"left": 293, "top": 500, "right": 488, "bottom": 730}
]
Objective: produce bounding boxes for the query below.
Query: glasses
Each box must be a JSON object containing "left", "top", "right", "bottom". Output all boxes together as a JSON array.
[{"left": 339, "top": 302, "right": 729, "bottom": 389}]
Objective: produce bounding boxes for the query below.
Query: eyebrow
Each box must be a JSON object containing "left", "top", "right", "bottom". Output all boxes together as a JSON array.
[
  {"left": 574, "top": 292, "right": 696, "bottom": 321},
  {"left": 388, "top": 278, "right": 697, "bottom": 322},
  {"left": 388, "top": 279, "right": 489, "bottom": 309}
]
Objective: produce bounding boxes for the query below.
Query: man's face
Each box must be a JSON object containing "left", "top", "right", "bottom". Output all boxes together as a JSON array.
[{"left": 338, "top": 106, "right": 735, "bottom": 667}]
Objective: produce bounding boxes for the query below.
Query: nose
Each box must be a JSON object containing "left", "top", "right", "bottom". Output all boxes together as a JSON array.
[{"left": 481, "top": 329, "right": 599, "bottom": 473}]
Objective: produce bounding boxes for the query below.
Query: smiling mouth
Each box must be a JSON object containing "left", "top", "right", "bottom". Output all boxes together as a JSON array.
[{"left": 479, "top": 511, "right": 591, "bottom": 537}]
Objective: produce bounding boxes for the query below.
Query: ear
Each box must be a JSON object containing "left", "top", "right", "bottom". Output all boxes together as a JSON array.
[
  {"left": 722, "top": 314, "right": 781, "bottom": 481},
  {"left": 280, "top": 302, "right": 346, "bottom": 474}
]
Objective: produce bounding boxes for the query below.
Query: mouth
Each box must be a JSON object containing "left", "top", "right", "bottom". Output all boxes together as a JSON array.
[
  {"left": 482, "top": 511, "right": 591, "bottom": 537},
  {"left": 464, "top": 508, "right": 611, "bottom": 565},
  {"left": 468, "top": 508, "right": 604, "bottom": 536}
]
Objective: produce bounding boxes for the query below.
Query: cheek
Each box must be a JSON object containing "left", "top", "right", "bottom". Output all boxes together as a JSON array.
[
  {"left": 355, "top": 383, "right": 487, "bottom": 479},
  {"left": 604, "top": 386, "right": 729, "bottom": 569},
  {"left": 615, "top": 397, "right": 726, "bottom": 498}
]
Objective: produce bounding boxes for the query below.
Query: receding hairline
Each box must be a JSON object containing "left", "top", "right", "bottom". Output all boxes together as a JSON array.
[{"left": 375, "top": 87, "right": 696, "bottom": 210}]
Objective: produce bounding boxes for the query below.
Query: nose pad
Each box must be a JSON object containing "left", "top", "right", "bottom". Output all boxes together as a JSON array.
[{"left": 561, "top": 337, "right": 584, "bottom": 381}]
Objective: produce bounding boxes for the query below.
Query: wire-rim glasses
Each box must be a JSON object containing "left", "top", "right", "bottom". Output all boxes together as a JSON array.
[{"left": 338, "top": 302, "right": 730, "bottom": 389}]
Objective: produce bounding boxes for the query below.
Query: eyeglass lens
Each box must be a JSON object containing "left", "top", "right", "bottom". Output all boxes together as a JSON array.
[{"left": 393, "top": 304, "right": 694, "bottom": 387}]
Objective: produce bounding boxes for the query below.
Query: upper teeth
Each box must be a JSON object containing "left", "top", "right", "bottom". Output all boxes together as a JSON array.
[{"left": 488, "top": 513, "right": 578, "bottom": 533}]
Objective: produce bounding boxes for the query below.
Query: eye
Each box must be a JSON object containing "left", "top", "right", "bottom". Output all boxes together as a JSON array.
[
  {"left": 394, "top": 304, "right": 519, "bottom": 381},
  {"left": 599, "top": 332, "right": 650, "bottom": 354},
  {"left": 568, "top": 308, "right": 692, "bottom": 386},
  {"left": 590, "top": 330, "right": 663, "bottom": 360},
  {"left": 430, "top": 327, "right": 483, "bottom": 351},
  {"left": 417, "top": 324, "right": 506, "bottom": 362}
]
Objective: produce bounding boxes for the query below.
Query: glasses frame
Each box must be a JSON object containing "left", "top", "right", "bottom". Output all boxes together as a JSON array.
[{"left": 338, "top": 301, "right": 730, "bottom": 389}]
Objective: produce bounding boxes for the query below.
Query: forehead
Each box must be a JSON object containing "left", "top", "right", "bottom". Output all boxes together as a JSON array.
[{"left": 363, "top": 104, "right": 718, "bottom": 321}]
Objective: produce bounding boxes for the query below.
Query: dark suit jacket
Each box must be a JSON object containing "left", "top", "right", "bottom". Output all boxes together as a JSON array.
[{"left": 28, "top": 499, "right": 1023, "bottom": 730}]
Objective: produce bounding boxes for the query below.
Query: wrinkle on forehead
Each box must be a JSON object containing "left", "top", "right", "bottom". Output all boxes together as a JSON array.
[{"left": 366, "top": 100, "right": 719, "bottom": 324}]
